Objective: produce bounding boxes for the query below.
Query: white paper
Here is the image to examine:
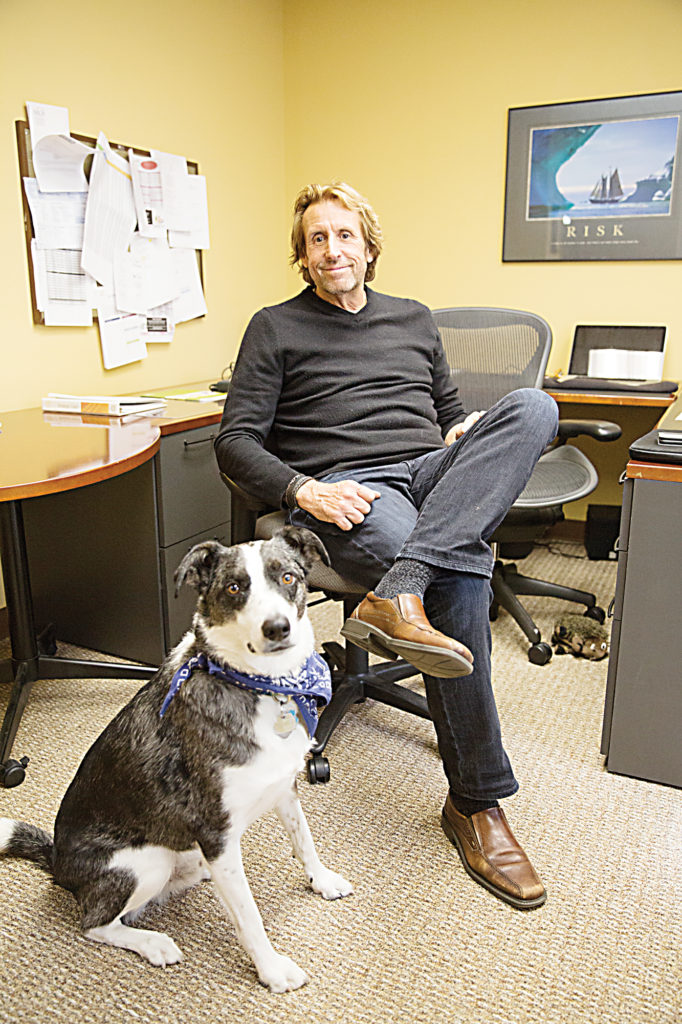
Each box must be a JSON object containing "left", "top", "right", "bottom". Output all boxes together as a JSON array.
[
  {"left": 31, "top": 241, "right": 93, "bottom": 326},
  {"left": 114, "top": 234, "right": 180, "bottom": 314},
  {"left": 81, "top": 133, "right": 136, "bottom": 288},
  {"left": 169, "top": 174, "right": 210, "bottom": 249},
  {"left": 171, "top": 249, "right": 207, "bottom": 322},
  {"left": 27, "top": 101, "right": 70, "bottom": 148},
  {"left": 143, "top": 300, "right": 175, "bottom": 343},
  {"left": 587, "top": 347, "right": 664, "bottom": 381},
  {"left": 32, "top": 134, "right": 93, "bottom": 192},
  {"left": 150, "top": 149, "right": 193, "bottom": 230},
  {"left": 129, "top": 151, "right": 166, "bottom": 237},
  {"left": 24, "top": 177, "right": 87, "bottom": 250},
  {"left": 96, "top": 293, "right": 147, "bottom": 369}
]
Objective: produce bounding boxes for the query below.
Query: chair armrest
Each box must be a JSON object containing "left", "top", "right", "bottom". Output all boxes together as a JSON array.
[
  {"left": 220, "top": 473, "right": 276, "bottom": 545},
  {"left": 557, "top": 419, "right": 622, "bottom": 443},
  {"left": 220, "top": 472, "right": 271, "bottom": 513}
]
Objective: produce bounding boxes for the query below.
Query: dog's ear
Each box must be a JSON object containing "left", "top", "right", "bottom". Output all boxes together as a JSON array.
[
  {"left": 278, "top": 526, "right": 331, "bottom": 572},
  {"left": 174, "top": 540, "right": 225, "bottom": 597}
]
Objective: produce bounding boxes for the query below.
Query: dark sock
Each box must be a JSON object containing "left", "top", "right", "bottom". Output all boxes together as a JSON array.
[
  {"left": 374, "top": 558, "right": 438, "bottom": 600},
  {"left": 450, "top": 794, "right": 500, "bottom": 817}
]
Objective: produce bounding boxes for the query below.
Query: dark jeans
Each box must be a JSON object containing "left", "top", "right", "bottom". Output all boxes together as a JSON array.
[{"left": 291, "top": 389, "right": 559, "bottom": 803}]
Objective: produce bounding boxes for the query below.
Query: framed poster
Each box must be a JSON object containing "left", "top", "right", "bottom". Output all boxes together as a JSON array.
[{"left": 502, "top": 91, "right": 682, "bottom": 261}]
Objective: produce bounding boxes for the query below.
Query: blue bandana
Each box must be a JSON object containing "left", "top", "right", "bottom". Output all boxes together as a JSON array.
[{"left": 159, "top": 650, "right": 332, "bottom": 736}]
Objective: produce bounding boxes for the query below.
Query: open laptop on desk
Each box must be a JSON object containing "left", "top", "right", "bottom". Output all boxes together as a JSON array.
[{"left": 544, "top": 324, "right": 677, "bottom": 394}]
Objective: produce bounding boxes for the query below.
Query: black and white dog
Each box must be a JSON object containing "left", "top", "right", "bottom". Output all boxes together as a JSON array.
[{"left": 0, "top": 527, "right": 352, "bottom": 993}]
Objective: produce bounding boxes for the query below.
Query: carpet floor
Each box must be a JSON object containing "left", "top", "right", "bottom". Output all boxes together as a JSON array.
[{"left": 1, "top": 541, "right": 680, "bottom": 1023}]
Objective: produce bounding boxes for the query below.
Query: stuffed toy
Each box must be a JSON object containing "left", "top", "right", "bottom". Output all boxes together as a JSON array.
[{"left": 551, "top": 613, "right": 609, "bottom": 660}]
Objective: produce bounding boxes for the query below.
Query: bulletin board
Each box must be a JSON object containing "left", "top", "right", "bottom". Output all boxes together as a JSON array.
[{"left": 16, "top": 120, "right": 204, "bottom": 326}]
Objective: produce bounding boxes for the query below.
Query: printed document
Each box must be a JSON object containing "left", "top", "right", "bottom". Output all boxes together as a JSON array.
[
  {"left": 113, "top": 233, "right": 180, "bottom": 314},
  {"left": 24, "top": 177, "right": 87, "bottom": 250},
  {"left": 81, "top": 133, "right": 136, "bottom": 288},
  {"left": 96, "top": 291, "right": 147, "bottom": 369},
  {"left": 169, "top": 174, "right": 210, "bottom": 249},
  {"left": 31, "top": 241, "right": 93, "bottom": 326}
]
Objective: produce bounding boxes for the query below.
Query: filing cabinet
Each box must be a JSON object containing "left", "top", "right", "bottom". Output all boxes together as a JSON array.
[{"left": 23, "top": 415, "right": 230, "bottom": 666}]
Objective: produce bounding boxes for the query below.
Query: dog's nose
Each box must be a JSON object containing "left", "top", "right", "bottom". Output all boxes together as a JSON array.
[{"left": 262, "top": 617, "right": 291, "bottom": 642}]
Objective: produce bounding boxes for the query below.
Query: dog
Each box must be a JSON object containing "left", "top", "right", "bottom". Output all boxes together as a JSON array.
[{"left": 0, "top": 527, "right": 353, "bottom": 993}]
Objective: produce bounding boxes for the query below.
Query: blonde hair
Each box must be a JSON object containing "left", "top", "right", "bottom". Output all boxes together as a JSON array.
[{"left": 290, "top": 182, "right": 384, "bottom": 284}]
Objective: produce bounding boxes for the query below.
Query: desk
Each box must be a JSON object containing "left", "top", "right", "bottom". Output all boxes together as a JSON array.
[
  {"left": 544, "top": 388, "right": 675, "bottom": 409},
  {"left": 0, "top": 395, "right": 227, "bottom": 787},
  {"left": 543, "top": 387, "right": 677, "bottom": 515},
  {"left": 600, "top": 455, "right": 682, "bottom": 788}
]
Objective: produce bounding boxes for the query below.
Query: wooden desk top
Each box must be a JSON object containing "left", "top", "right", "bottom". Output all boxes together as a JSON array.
[
  {"left": 544, "top": 388, "right": 676, "bottom": 409},
  {"left": 626, "top": 459, "right": 682, "bottom": 484},
  {"left": 0, "top": 407, "right": 161, "bottom": 502},
  {"left": 0, "top": 388, "right": 225, "bottom": 503}
]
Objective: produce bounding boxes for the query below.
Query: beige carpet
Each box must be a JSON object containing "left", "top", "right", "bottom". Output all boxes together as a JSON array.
[{"left": 1, "top": 543, "right": 680, "bottom": 1024}]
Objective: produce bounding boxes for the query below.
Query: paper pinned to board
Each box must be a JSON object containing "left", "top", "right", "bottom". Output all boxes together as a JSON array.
[
  {"left": 27, "top": 101, "right": 92, "bottom": 192},
  {"left": 23, "top": 177, "right": 87, "bottom": 250},
  {"left": 32, "top": 134, "right": 93, "bottom": 192},
  {"left": 587, "top": 348, "right": 665, "bottom": 381},
  {"left": 31, "top": 241, "right": 94, "bottom": 326},
  {"left": 81, "top": 133, "right": 137, "bottom": 288},
  {"left": 114, "top": 233, "right": 180, "bottom": 314}
]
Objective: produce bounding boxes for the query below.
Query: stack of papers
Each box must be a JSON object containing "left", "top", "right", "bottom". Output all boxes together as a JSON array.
[
  {"left": 41, "top": 393, "right": 167, "bottom": 417},
  {"left": 25, "top": 101, "right": 209, "bottom": 368}
]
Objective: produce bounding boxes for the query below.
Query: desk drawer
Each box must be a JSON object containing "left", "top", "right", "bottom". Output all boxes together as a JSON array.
[{"left": 156, "top": 425, "right": 229, "bottom": 546}]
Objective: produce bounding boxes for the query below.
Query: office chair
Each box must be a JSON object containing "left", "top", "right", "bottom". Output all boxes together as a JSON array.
[
  {"left": 431, "top": 306, "right": 621, "bottom": 665},
  {"left": 224, "top": 476, "right": 430, "bottom": 784}
]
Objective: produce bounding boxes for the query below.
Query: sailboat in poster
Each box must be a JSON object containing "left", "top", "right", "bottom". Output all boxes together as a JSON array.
[{"left": 589, "top": 168, "right": 624, "bottom": 204}]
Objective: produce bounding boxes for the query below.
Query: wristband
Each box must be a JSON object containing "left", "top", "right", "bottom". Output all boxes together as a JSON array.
[{"left": 284, "top": 474, "right": 313, "bottom": 510}]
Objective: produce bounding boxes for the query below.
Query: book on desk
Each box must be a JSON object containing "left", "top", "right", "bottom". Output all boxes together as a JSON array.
[{"left": 41, "top": 393, "right": 167, "bottom": 417}]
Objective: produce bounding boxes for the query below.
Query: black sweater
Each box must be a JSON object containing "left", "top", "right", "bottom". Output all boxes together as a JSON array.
[{"left": 214, "top": 287, "right": 465, "bottom": 508}]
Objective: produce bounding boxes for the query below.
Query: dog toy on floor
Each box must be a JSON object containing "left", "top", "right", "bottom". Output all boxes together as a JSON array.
[{"left": 551, "top": 613, "right": 609, "bottom": 660}]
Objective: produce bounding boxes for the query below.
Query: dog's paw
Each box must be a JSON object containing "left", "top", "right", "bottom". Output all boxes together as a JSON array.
[
  {"left": 257, "top": 953, "right": 309, "bottom": 993},
  {"left": 139, "top": 931, "right": 184, "bottom": 967},
  {"left": 310, "top": 867, "right": 354, "bottom": 900}
]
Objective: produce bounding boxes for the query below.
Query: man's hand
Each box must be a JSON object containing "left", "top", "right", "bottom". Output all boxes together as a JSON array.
[
  {"left": 445, "top": 410, "right": 485, "bottom": 445},
  {"left": 296, "top": 479, "right": 380, "bottom": 531}
]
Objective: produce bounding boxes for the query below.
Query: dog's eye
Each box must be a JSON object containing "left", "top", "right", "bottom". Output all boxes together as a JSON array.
[
  {"left": 281, "top": 572, "right": 295, "bottom": 585},
  {"left": 227, "top": 582, "right": 240, "bottom": 594}
]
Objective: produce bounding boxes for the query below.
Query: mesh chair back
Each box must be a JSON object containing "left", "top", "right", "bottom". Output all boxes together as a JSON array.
[{"left": 431, "top": 307, "right": 552, "bottom": 413}]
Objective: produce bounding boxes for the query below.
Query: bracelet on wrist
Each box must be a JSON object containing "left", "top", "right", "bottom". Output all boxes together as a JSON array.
[{"left": 284, "top": 474, "right": 313, "bottom": 510}]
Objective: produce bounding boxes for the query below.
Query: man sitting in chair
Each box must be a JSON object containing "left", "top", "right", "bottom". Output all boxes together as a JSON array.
[{"left": 214, "top": 182, "right": 558, "bottom": 910}]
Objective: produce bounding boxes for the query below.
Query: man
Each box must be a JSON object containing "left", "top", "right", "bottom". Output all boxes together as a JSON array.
[{"left": 215, "top": 182, "right": 558, "bottom": 910}]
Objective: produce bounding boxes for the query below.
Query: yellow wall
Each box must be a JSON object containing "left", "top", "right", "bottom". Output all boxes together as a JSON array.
[
  {"left": 3, "top": 0, "right": 682, "bottom": 613},
  {"left": 0, "top": 0, "right": 289, "bottom": 610},
  {"left": 283, "top": 0, "right": 682, "bottom": 381},
  {"left": 0, "top": 0, "right": 289, "bottom": 417}
]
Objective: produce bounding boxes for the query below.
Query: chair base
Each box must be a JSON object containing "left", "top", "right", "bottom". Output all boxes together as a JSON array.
[
  {"left": 491, "top": 560, "right": 603, "bottom": 665},
  {"left": 307, "top": 628, "right": 430, "bottom": 783}
]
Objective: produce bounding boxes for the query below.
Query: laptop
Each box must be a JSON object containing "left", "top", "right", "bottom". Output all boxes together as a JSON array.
[{"left": 545, "top": 324, "right": 676, "bottom": 393}]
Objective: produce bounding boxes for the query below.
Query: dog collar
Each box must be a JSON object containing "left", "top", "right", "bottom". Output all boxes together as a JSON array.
[{"left": 159, "top": 650, "right": 331, "bottom": 736}]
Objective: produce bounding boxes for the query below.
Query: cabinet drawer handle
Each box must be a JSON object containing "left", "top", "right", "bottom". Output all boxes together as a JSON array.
[{"left": 184, "top": 433, "right": 216, "bottom": 449}]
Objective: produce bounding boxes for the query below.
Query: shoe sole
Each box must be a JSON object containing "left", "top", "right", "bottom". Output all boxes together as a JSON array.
[
  {"left": 440, "top": 812, "right": 547, "bottom": 910},
  {"left": 340, "top": 618, "right": 474, "bottom": 679}
]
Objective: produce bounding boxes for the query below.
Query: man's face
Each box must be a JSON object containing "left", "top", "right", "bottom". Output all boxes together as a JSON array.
[{"left": 301, "top": 200, "right": 371, "bottom": 310}]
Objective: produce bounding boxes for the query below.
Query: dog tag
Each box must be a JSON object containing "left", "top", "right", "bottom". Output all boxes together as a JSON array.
[{"left": 273, "top": 698, "right": 298, "bottom": 737}]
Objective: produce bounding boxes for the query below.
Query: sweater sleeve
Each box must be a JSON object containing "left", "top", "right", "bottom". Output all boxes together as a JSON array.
[
  {"left": 429, "top": 317, "right": 466, "bottom": 435},
  {"left": 214, "top": 309, "right": 299, "bottom": 509}
]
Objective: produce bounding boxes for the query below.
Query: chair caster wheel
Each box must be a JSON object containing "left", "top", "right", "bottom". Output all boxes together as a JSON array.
[
  {"left": 1, "top": 756, "right": 30, "bottom": 788},
  {"left": 584, "top": 606, "right": 606, "bottom": 624},
  {"left": 307, "top": 754, "right": 330, "bottom": 785},
  {"left": 528, "top": 642, "right": 552, "bottom": 666}
]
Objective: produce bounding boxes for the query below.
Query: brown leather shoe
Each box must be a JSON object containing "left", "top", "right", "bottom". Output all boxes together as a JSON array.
[
  {"left": 441, "top": 795, "right": 546, "bottom": 909},
  {"left": 340, "top": 592, "right": 473, "bottom": 678}
]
